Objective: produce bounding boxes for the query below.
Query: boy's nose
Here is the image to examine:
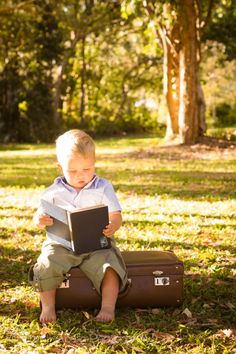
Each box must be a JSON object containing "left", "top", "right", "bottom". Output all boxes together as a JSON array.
[{"left": 77, "top": 171, "right": 85, "bottom": 179}]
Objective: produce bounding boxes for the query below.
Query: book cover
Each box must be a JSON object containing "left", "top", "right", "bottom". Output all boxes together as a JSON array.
[{"left": 41, "top": 199, "right": 111, "bottom": 254}]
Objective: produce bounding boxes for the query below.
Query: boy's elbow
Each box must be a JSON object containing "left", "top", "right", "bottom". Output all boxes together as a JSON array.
[
  {"left": 119, "top": 213, "right": 123, "bottom": 226},
  {"left": 116, "top": 212, "right": 122, "bottom": 229}
]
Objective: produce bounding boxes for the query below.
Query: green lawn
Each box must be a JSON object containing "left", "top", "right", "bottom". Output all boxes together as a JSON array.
[{"left": 0, "top": 135, "right": 236, "bottom": 353}]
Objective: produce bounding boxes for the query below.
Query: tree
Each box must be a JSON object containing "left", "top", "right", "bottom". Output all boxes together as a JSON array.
[
  {"left": 0, "top": 0, "right": 34, "bottom": 141},
  {"left": 122, "top": 0, "right": 215, "bottom": 144},
  {"left": 4, "top": 0, "right": 233, "bottom": 143},
  {"left": 0, "top": 0, "right": 63, "bottom": 142}
]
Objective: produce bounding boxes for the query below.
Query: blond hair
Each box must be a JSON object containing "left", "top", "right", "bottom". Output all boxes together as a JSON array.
[{"left": 56, "top": 129, "right": 95, "bottom": 163}]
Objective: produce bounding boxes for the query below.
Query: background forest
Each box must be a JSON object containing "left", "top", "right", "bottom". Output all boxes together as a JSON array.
[{"left": 0, "top": 0, "right": 236, "bottom": 143}]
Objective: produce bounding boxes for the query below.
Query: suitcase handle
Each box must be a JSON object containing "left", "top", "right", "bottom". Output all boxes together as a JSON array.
[{"left": 118, "top": 278, "right": 132, "bottom": 299}]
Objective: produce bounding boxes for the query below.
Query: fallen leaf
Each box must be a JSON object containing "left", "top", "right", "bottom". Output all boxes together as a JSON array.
[
  {"left": 221, "top": 329, "right": 236, "bottom": 338},
  {"left": 181, "top": 317, "right": 197, "bottom": 325},
  {"left": 151, "top": 308, "right": 161, "bottom": 315},
  {"left": 215, "top": 280, "right": 228, "bottom": 286},
  {"left": 203, "top": 303, "right": 211, "bottom": 308},
  {"left": 104, "top": 336, "right": 120, "bottom": 345},
  {"left": 40, "top": 326, "right": 52, "bottom": 338},
  {"left": 202, "top": 240, "right": 217, "bottom": 247},
  {"left": 191, "top": 297, "right": 201, "bottom": 304},
  {"left": 226, "top": 302, "right": 235, "bottom": 310},
  {"left": 130, "top": 346, "right": 146, "bottom": 353},
  {"left": 23, "top": 300, "right": 37, "bottom": 308},
  {"left": 153, "top": 332, "right": 175, "bottom": 342},
  {"left": 60, "top": 331, "right": 70, "bottom": 345},
  {"left": 143, "top": 328, "right": 156, "bottom": 334},
  {"left": 182, "top": 308, "right": 192, "bottom": 318},
  {"left": 212, "top": 328, "right": 236, "bottom": 338},
  {"left": 208, "top": 319, "right": 218, "bottom": 324},
  {"left": 82, "top": 311, "right": 91, "bottom": 319},
  {"left": 135, "top": 309, "right": 150, "bottom": 313},
  {"left": 66, "top": 349, "right": 77, "bottom": 354}
]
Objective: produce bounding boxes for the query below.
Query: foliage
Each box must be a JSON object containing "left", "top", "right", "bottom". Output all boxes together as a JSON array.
[
  {"left": 214, "top": 103, "right": 236, "bottom": 128},
  {"left": 63, "top": 23, "right": 163, "bottom": 136},
  {"left": 0, "top": 134, "right": 236, "bottom": 353},
  {"left": 201, "top": 41, "right": 236, "bottom": 129},
  {"left": 0, "top": 1, "right": 236, "bottom": 142},
  {"left": 0, "top": 0, "right": 63, "bottom": 142},
  {"left": 203, "top": 0, "right": 236, "bottom": 60}
]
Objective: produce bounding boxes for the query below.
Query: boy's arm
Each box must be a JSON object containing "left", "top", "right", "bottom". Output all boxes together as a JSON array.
[{"left": 103, "top": 211, "right": 122, "bottom": 238}]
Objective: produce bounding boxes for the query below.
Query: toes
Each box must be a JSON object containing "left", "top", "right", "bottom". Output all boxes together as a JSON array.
[
  {"left": 95, "top": 309, "right": 115, "bottom": 323},
  {"left": 40, "top": 310, "right": 56, "bottom": 324}
]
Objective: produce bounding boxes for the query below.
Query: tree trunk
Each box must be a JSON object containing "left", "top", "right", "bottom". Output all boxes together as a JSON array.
[
  {"left": 197, "top": 71, "right": 207, "bottom": 135},
  {"left": 164, "top": 43, "right": 179, "bottom": 138},
  {"left": 53, "top": 64, "right": 64, "bottom": 127},
  {"left": 178, "top": 0, "right": 198, "bottom": 144},
  {"left": 155, "top": 5, "right": 180, "bottom": 140},
  {"left": 79, "top": 35, "right": 86, "bottom": 127},
  {"left": 53, "top": 32, "right": 81, "bottom": 127},
  {"left": 145, "top": 0, "right": 208, "bottom": 145}
]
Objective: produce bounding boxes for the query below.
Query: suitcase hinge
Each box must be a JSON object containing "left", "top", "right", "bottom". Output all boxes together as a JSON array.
[{"left": 154, "top": 277, "right": 170, "bottom": 286}]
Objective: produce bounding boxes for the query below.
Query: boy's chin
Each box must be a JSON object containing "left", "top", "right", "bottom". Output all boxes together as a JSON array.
[{"left": 75, "top": 182, "right": 86, "bottom": 189}]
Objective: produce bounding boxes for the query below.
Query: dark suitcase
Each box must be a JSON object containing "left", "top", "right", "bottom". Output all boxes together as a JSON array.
[{"left": 55, "top": 250, "right": 184, "bottom": 309}]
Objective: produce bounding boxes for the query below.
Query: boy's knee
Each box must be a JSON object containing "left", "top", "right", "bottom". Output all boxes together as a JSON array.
[
  {"left": 29, "top": 257, "right": 64, "bottom": 292},
  {"left": 103, "top": 266, "right": 119, "bottom": 280}
]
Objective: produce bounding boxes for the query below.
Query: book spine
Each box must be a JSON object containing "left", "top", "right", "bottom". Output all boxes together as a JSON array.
[{"left": 67, "top": 211, "right": 75, "bottom": 251}]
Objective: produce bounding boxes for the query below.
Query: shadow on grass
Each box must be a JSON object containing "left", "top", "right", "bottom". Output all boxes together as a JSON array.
[
  {"left": 111, "top": 170, "right": 236, "bottom": 200},
  {"left": 0, "top": 206, "right": 36, "bottom": 222},
  {"left": 0, "top": 297, "right": 39, "bottom": 321},
  {"left": 0, "top": 213, "right": 33, "bottom": 220},
  {"left": 0, "top": 206, "right": 35, "bottom": 211},
  {"left": 0, "top": 245, "right": 39, "bottom": 288},
  {"left": 123, "top": 219, "right": 236, "bottom": 229},
  {"left": 1, "top": 152, "right": 236, "bottom": 199},
  {"left": 0, "top": 226, "right": 39, "bottom": 239},
  {"left": 118, "top": 231, "right": 236, "bottom": 255}
]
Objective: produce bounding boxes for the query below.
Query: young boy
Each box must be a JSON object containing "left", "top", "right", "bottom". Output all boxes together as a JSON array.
[{"left": 30, "top": 129, "right": 127, "bottom": 324}]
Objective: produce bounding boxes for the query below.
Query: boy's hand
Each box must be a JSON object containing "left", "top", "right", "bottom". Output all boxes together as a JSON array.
[
  {"left": 103, "top": 222, "right": 116, "bottom": 238},
  {"left": 103, "top": 211, "right": 122, "bottom": 238},
  {"left": 33, "top": 212, "right": 53, "bottom": 229}
]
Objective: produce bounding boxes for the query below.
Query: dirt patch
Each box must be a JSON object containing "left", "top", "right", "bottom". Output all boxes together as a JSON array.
[{"left": 134, "top": 136, "right": 236, "bottom": 161}]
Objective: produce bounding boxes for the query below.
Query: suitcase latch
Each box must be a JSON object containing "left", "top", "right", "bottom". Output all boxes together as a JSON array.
[{"left": 154, "top": 277, "right": 170, "bottom": 286}]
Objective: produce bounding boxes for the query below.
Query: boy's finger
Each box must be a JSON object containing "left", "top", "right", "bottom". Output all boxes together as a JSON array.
[{"left": 46, "top": 218, "right": 53, "bottom": 225}]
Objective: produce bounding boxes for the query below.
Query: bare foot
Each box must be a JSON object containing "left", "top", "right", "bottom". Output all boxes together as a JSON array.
[
  {"left": 95, "top": 306, "right": 115, "bottom": 323},
  {"left": 40, "top": 306, "right": 56, "bottom": 324}
]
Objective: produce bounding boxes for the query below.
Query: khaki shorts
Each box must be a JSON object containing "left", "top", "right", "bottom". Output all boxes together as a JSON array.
[{"left": 29, "top": 240, "right": 127, "bottom": 294}]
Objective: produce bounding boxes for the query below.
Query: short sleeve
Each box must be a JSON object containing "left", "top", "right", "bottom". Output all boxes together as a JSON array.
[{"left": 102, "top": 181, "right": 121, "bottom": 213}]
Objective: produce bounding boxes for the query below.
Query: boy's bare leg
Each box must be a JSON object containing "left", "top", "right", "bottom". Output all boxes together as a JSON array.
[
  {"left": 96, "top": 267, "right": 120, "bottom": 322},
  {"left": 39, "top": 289, "right": 56, "bottom": 324}
]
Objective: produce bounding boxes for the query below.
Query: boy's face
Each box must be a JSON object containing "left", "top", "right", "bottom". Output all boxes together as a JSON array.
[{"left": 58, "top": 153, "right": 95, "bottom": 191}]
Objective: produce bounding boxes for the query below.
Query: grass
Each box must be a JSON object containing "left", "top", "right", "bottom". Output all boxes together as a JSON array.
[{"left": 0, "top": 134, "right": 236, "bottom": 353}]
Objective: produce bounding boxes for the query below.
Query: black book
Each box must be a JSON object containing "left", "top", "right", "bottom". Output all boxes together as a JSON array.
[{"left": 41, "top": 199, "right": 111, "bottom": 255}]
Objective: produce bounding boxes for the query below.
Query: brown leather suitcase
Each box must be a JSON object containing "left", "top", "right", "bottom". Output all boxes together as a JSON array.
[{"left": 55, "top": 250, "right": 184, "bottom": 309}]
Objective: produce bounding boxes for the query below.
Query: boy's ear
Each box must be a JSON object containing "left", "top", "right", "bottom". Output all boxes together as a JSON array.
[{"left": 57, "top": 162, "right": 63, "bottom": 173}]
